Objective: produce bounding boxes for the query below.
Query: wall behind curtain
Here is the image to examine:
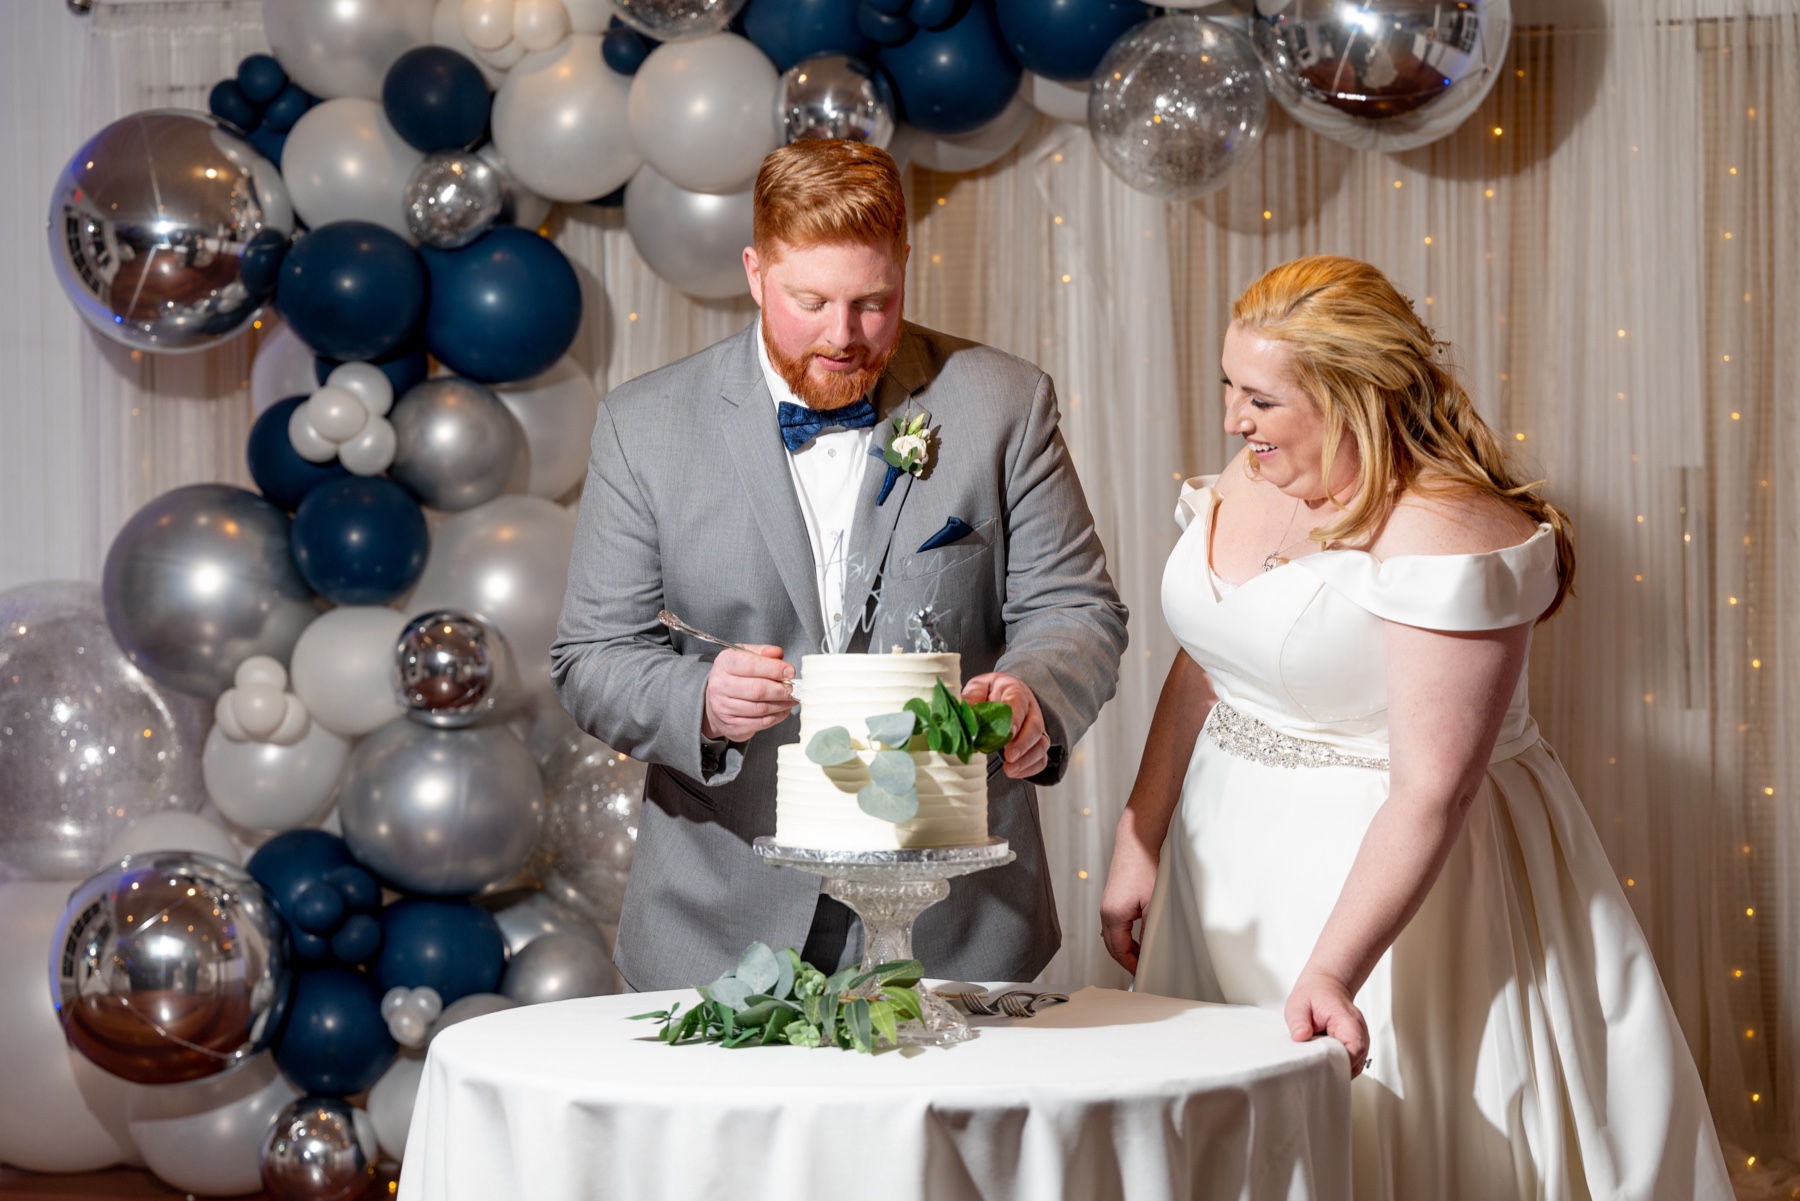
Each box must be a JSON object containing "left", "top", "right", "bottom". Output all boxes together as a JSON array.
[{"left": 0, "top": 0, "right": 1794, "bottom": 1182}]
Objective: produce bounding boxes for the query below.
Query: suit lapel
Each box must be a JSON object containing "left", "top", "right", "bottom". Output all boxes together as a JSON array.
[
  {"left": 720, "top": 327, "right": 826, "bottom": 653},
  {"left": 841, "top": 328, "right": 932, "bottom": 634}
]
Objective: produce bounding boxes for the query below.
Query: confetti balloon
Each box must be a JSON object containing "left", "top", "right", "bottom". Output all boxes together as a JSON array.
[
  {"left": 403, "top": 151, "right": 505, "bottom": 249},
  {"left": 1253, "top": 0, "right": 1511, "bottom": 151},
  {"left": 0, "top": 582, "right": 209, "bottom": 879},
  {"left": 533, "top": 735, "right": 644, "bottom": 926},
  {"left": 612, "top": 0, "right": 748, "bottom": 43},
  {"left": 1088, "top": 14, "right": 1268, "bottom": 200}
]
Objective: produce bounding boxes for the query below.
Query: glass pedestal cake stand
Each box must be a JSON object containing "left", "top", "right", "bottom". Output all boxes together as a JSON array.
[{"left": 751, "top": 837, "right": 1015, "bottom": 1046}]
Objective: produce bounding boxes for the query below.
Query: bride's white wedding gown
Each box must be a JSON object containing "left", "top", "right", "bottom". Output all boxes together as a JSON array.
[{"left": 1135, "top": 477, "right": 1732, "bottom": 1201}]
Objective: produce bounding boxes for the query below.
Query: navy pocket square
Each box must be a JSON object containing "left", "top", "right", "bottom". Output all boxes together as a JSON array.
[{"left": 918, "top": 517, "right": 975, "bottom": 552}]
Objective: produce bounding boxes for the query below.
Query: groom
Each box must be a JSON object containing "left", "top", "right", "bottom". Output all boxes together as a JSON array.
[{"left": 551, "top": 139, "right": 1128, "bottom": 991}]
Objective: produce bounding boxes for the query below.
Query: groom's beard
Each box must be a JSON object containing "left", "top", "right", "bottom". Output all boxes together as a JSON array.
[{"left": 764, "top": 324, "right": 898, "bottom": 412}]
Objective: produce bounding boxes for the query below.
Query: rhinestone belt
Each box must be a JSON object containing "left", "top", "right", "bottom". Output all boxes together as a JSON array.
[{"left": 1204, "top": 701, "right": 1391, "bottom": 772}]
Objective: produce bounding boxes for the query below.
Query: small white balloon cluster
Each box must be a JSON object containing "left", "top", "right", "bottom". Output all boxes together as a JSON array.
[
  {"left": 288, "top": 362, "right": 399, "bottom": 475},
  {"left": 461, "top": 0, "right": 609, "bottom": 65},
  {"left": 381, "top": 985, "right": 444, "bottom": 1048},
  {"left": 215, "top": 655, "right": 310, "bottom": 745}
]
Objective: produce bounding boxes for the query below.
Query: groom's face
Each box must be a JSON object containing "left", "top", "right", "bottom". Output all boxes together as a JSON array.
[{"left": 743, "top": 238, "right": 908, "bottom": 411}]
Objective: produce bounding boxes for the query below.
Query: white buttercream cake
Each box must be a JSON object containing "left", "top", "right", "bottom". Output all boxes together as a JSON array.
[{"left": 773, "top": 652, "right": 988, "bottom": 850}]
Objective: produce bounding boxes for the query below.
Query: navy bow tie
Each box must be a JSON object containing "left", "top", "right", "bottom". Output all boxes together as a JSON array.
[{"left": 778, "top": 398, "right": 878, "bottom": 452}]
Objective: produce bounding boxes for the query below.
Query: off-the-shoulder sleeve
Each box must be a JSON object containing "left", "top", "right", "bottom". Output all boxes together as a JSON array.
[
  {"left": 1174, "top": 475, "right": 1220, "bottom": 532},
  {"left": 1293, "top": 525, "right": 1560, "bottom": 631}
]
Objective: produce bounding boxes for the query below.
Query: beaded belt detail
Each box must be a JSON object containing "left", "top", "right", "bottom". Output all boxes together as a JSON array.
[{"left": 1203, "top": 701, "right": 1391, "bottom": 772}]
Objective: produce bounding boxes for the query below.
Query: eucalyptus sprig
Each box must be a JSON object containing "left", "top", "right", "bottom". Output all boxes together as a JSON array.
[
  {"left": 630, "top": 942, "right": 924, "bottom": 1054},
  {"left": 803, "top": 682, "right": 1011, "bottom": 823}
]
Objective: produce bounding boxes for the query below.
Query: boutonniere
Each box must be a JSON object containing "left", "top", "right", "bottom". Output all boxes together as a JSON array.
[{"left": 875, "top": 413, "right": 931, "bottom": 506}]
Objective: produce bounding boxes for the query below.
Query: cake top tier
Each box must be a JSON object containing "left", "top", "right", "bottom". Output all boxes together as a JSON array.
[{"left": 793, "top": 652, "right": 962, "bottom": 740}]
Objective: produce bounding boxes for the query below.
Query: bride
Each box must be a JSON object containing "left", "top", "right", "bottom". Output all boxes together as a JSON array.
[{"left": 1101, "top": 256, "right": 1732, "bottom": 1199}]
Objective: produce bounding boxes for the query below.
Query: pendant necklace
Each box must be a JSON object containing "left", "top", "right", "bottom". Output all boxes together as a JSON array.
[{"left": 1261, "top": 497, "right": 1310, "bottom": 572}]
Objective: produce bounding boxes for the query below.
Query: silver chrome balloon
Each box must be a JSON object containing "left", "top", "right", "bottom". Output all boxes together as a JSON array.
[
  {"left": 623, "top": 164, "right": 754, "bottom": 301},
  {"left": 490, "top": 889, "right": 608, "bottom": 956},
  {"left": 0, "top": 582, "right": 209, "bottom": 879},
  {"left": 387, "top": 378, "right": 523, "bottom": 511},
  {"left": 533, "top": 735, "right": 644, "bottom": 926},
  {"left": 1254, "top": 0, "right": 1511, "bottom": 152},
  {"left": 393, "top": 609, "right": 516, "bottom": 728},
  {"left": 102, "top": 484, "right": 323, "bottom": 700},
  {"left": 500, "top": 931, "right": 617, "bottom": 1004},
  {"left": 404, "top": 152, "right": 506, "bottom": 249},
  {"left": 611, "top": 0, "right": 746, "bottom": 42},
  {"left": 776, "top": 55, "right": 895, "bottom": 147},
  {"left": 259, "top": 1096, "right": 375, "bottom": 1201},
  {"left": 48, "top": 110, "right": 293, "bottom": 353},
  {"left": 52, "top": 851, "right": 290, "bottom": 1085},
  {"left": 337, "top": 719, "right": 544, "bottom": 895},
  {"left": 1089, "top": 15, "right": 1268, "bottom": 200}
]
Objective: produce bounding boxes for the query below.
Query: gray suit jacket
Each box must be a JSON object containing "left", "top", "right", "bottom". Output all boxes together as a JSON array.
[{"left": 551, "top": 321, "right": 1128, "bottom": 990}]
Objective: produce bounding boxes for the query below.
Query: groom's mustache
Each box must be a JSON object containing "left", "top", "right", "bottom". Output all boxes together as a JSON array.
[{"left": 767, "top": 331, "right": 898, "bottom": 412}]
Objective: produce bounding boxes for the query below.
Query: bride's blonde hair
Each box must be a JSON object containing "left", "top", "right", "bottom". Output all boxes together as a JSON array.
[{"left": 1232, "top": 255, "right": 1575, "bottom": 619}]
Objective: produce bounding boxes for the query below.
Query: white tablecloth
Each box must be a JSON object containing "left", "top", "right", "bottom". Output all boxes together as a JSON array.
[{"left": 397, "top": 986, "right": 1351, "bottom": 1201}]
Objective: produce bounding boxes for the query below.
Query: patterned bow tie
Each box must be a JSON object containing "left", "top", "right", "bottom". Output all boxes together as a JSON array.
[{"left": 778, "top": 398, "right": 878, "bottom": 452}]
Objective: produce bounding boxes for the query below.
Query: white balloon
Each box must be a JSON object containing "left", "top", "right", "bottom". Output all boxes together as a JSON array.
[
  {"left": 103, "top": 810, "right": 242, "bottom": 866},
  {"left": 492, "top": 35, "right": 640, "bottom": 202},
  {"left": 288, "top": 404, "right": 338, "bottom": 463},
  {"left": 338, "top": 415, "right": 399, "bottom": 476},
  {"left": 271, "top": 695, "right": 312, "bottom": 745},
  {"left": 251, "top": 322, "right": 322, "bottom": 416},
  {"left": 202, "top": 720, "right": 349, "bottom": 831},
  {"left": 230, "top": 684, "right": 289, "bottom": 739},
  {"left": 0, "top": 882, "right": 136, "bottom": 1172},
  {"left": 1024, "top": 71, "right": 1090, "bottom": 124},
  {"left": 628, "top": 34, "right": 780, "bottom": 195},
  {"left": 327, "top": 361, "right": 396, "bottom": 417},
  {"left": 282, "top": 98, "right": 425, "bottom": 238},
  {"left": 563, "top": 0, "right": 609, "bottom": 33},
  {"left": 907, "top": 92, "right": 1036, "bottom": 174},
  {"left": 494, "top": 357, "right": 601, "bottom": 499},
  {"left": 514, "top": 0, "right": 571, "bottom": 51},
  {"left": 460, "top": 0, "right": 515, "bottom": 49},
  {"left": 235, "top": 654, "right": 289, "bottom": 691},
  {"left": 407, "top": 495, "right": 577, "bottom": 693},
  {"left": 306, "top": 386, "right": 370, "bottom": 442},
  {"left": 127, "top": 1054, "right": 301, "bottom": 1197},
  {"left": 366, "top": 1052, "right": 426, "bottom": 1161},
  {"left": 623, "top": 164, "right": 754, "bottom": 300},
  {"left": 289, "top": 606, "right": 410, "bottom": 737},
  {"left": 264, "top": 0, "right": 436, "bottom": 99},
  {"left": 478, "top": 37, "right": 529, "bottom": 69},
  {"left": 433, "top": 0, "right": 509, "bottom": 88}
]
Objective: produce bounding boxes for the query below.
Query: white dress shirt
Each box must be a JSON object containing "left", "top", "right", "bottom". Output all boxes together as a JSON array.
[{"left": 756, "top": 323, "right": 873, "bottom": 652}]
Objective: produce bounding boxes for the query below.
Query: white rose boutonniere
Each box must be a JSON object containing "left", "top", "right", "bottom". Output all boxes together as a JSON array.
[{"left": 874, "top": 412, "right": 932, "bottom": 505}]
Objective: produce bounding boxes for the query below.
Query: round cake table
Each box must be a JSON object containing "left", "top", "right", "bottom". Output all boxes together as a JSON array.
[{"left": 396, "top": 985, "right": 1351, "bottom": 1201}]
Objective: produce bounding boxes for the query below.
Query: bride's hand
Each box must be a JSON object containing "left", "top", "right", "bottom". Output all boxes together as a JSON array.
[
  {"left": 1284, "top": 968, "right": 1370, "bottom": 1077},
  {"left": 1099, "top": 836, "right": 1159, "bottom": 975}
]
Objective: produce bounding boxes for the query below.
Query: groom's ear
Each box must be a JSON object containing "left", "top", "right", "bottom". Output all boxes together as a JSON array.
[{"left": 743, "top": 246, "right": 765, "bottom": 307}]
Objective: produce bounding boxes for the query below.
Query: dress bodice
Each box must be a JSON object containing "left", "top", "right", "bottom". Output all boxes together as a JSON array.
[{"left": 1162, "top": 476, "right": 1560, "bottom": 760}]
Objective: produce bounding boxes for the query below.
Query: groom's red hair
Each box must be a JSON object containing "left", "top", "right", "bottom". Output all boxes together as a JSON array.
[{"left": 752, "top": 139, "right": 907, "bottom": 264}]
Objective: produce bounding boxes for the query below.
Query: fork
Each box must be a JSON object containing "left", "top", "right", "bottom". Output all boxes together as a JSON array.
[{"left": 657, "top": 611, "right": 797, "bottom": 693}]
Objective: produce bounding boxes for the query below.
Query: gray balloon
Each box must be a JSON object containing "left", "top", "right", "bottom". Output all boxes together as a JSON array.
[
  {"left": 0, "top": 582, "right": 209, "bottom": 879},
  {"left": 532, "top": 736, "right": 644, "bottom": 926},
  {"left": 102, "top": 484, "right": 323, "bottom": 699},
  {"left": 490, "top": 890, "right": 607, "bottom": 957},
  {"left": 259, "top": 1096, "right": 374, "bottom": 1201},
  {"left": 777, "top": 55, "right": 896, "bottom": 147},
  {"left": 501, "top": 932, "right": 618, "bottom": 1004},
  {"left": 624, "top": 164, "right": 754, "bottom": 300},
  {"left": 338, "top": 719, "right": 543, "bottom": 895},
  {"left": 48, "top": 110, "right": 293, "bottom": 353},
  {"left": 53, "top": 851, "right": 290, "bottom": 1085},
  {"left": 1253, "top": 0, "right": 1511, "bottom": 152},
  {"left": 404, "top": 152, "right": 505, "bottom": 249},
  {"left": 394, "top": 609, "right": 516, "bottom": 728},
  {"left": 261, "top": 0, "right": 435, "bottom": 100},
  {"left": 611, "top": 0, "right": 745, "bottom": 42},
  {"left": 388, "top": 378, "right": 523, "bottom": 511},
  {"left": 1089, "top": 15, "right": 1268, "bottom": 200}
]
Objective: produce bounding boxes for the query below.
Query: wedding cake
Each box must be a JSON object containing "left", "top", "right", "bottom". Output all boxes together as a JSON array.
[{"left": 774, "top": 652, "right": 989, "bottom": 850}]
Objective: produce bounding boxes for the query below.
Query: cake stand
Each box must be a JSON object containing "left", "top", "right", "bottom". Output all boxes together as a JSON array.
[{"left": 751, "top": 837, "right": 1015, "bottom": 1046}]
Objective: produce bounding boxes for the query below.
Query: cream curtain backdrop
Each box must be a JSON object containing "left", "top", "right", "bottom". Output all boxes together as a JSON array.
[{"left": 1, "top": 0, "right": 1796, "bottom": 1186}]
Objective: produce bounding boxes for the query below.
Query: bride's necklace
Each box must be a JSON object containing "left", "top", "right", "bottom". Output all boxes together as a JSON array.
[{"left": 1262, "top": 497, "right": 1312, "bottom": 572}]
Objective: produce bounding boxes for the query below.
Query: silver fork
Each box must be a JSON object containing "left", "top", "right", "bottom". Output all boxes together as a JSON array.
[{"left": 657, "top": 611, "right": 796, "bottom": 692}]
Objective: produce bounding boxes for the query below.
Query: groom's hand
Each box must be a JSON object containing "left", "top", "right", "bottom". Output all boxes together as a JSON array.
[
  {"left": 702, "top": 646, "right": 796, "bottom": 743},
  {"left": 962, "top": 672, "right": 1049, "bottom": 779}
]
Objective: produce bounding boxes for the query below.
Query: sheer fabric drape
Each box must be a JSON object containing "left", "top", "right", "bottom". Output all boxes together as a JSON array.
[{"left": 1, "top": 0, "right": 1795, "bottom": 1184}]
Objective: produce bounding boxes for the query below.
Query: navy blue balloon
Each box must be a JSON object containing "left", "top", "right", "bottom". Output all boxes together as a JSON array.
[
  {"left": 248, "top": 127, "right": 287, "bottom": 166},
  {"left": 909, "top": 0, "right": 968, "bottom": 30},
  {"left": 313, "top": 343, "right": 430, "bottom": 398},
  {"left": 209, "top": 79, "right": 259, "bottom": 131},
  {"left": 374, "top": 899, "right": 507, "bottom": 1007},
  {"left": 879, "top": 0, "right": 1020, "bottom": 134},
  {"left": 291, "top": 882, "right": 347, "bottom": 935},
  {"left": 382, "top": 46, "right": 491, "bottom": 153},
  {"left": 248, "top": 396, "right": 351, "bottom": 512},
  {"left": 274, "top": 969, "right": 397, "bottom": 1096},
  {"left": 237, "top": 53, "right": 289, "bottom": 104},
  {"left": 742, "top": 0, "right": 874, "bottom": 70},
  {"left": 995, "top": 0, "right": 1146, "bottom": 81},
  {"left": 239, "top": 229, "right": 290, "bottom": 301},
  {"left": 248, "top": 830, "right": 384, "bottom": 967},
  {"left": 277, "top": 221, "right": 427, "bottom": 362},
  {"left": 291, "top": 477, "right": 429, "bottom": 606},
  {"left": 261, "top": 83, "right": 311, "bottom": 134},
  {"left": 601, "top": 24, "right": 656, "bottom": 74},
  {"left": 858, "top": 5, "right": 914, "bottom": 44},
  {"left": 331, "top": 915, "right": 383, "bottom": 965},
  {"left": 421, "top": 226, "right": 581, "bottom": 384}
]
